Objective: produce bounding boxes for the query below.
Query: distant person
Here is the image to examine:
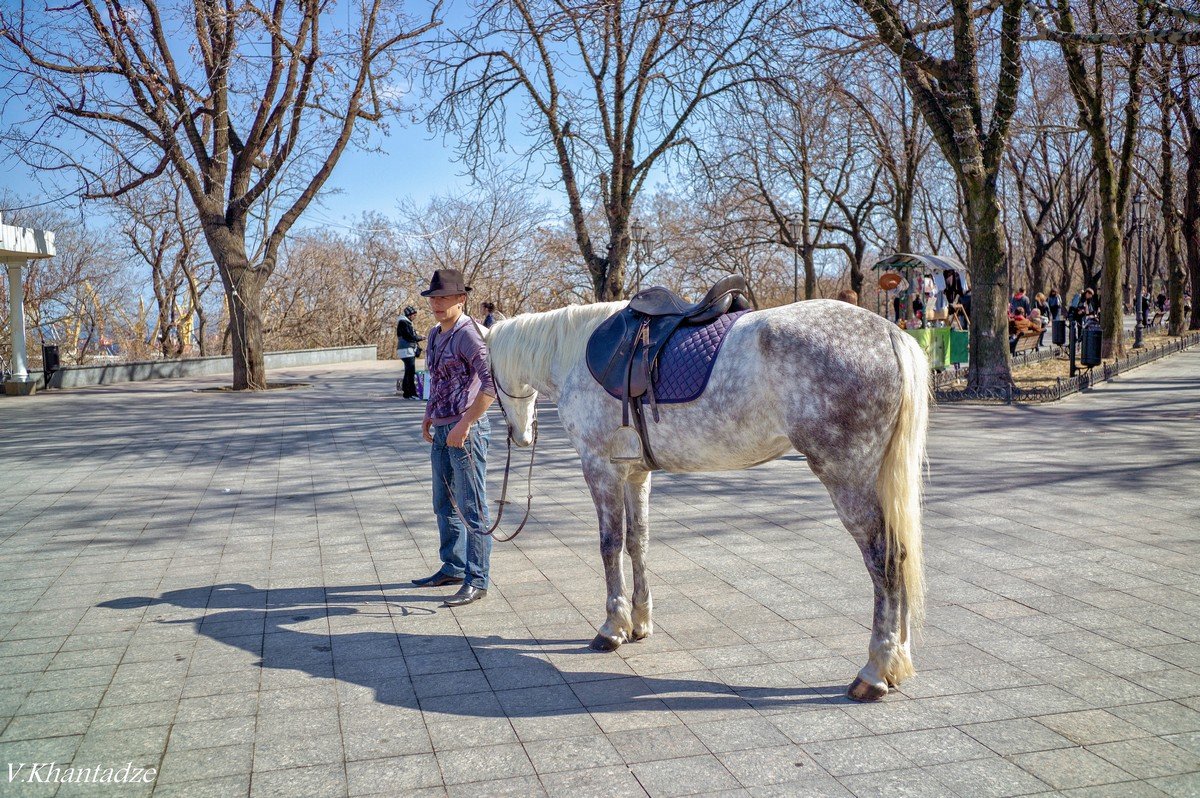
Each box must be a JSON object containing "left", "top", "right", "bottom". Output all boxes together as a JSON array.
[
  {"left": 1033, "top": 292, "right": 1051, "bottom": 321},
  {"left": 395, "top": 306, "right": 423, "bottom": 399},
  {"left": 1070, "top": 287, "right": 1099, "bottom": 319},
  {"left": 1047, "top": 288, "right": 1062, "bottom": 319},
  {"left": 836, "top": 288, "right": 858, "bottom": 305},
  {"left": 1029, "top": 308, "right": 1047, "bottom": 347},
  {"left": 1010, "top": 287, "right": 1031, "bottom": 317},
  {"left": 1009, "top": 308, "right": 1041, "bottom": 353},
  {"left": 1009, "top": 308, "right": 1041, "bottom": 336},
  {"left": 481, "top": 301, "right": 506, "bottom": 328},
  {"left": 943, "top": 270, "right": 965, "bottom": 306},
  {"left": 1156, "top": 293, "right": 1168, "bottom": 313}
]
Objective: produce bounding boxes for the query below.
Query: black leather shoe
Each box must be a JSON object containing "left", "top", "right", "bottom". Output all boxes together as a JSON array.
[
  {"left": 412, "top": 572, "right": 463, "bottom": 588},
  {"left": 443, "top": 585, "right": 487, "bottom": 607}
]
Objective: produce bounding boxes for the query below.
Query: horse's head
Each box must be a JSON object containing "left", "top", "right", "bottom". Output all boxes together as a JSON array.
[
  {"left": 495, "top": 379, "right": 538, "bottom": 447},
  {"left": 485, "top": 318, "right": 538, "bottom": 447}
]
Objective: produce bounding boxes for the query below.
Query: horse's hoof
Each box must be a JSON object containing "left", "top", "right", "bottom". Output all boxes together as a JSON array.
[
  {"left": 847, "top": 676, "right": 889, "bottom": 702},
  {"left": 589, "top": 634, "right": 621, "bottom": 652},
  {"left": 630, "top": 627, "right": 650, "bottom": 642}
]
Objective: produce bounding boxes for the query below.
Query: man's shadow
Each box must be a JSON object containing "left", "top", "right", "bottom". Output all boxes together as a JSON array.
[{"left": 100, "top": 583, "right": 839, "bottom": 716}]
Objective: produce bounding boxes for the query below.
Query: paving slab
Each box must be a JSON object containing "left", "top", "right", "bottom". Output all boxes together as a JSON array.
[{"left": 1, "top": 349, "right": 1199, "bottom": 796}]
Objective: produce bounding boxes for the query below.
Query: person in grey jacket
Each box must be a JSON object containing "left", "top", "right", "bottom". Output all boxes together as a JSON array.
[{"left": 395, "top": 306, "right": 424, "bottom": 399}]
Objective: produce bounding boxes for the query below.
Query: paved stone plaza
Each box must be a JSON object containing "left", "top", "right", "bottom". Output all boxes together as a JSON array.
[{"left": 1, "top": 349, "right": 1198, "bottom": 797}]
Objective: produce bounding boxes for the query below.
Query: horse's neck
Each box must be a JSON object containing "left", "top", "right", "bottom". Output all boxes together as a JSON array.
[{"left": 496, "top": 302, "right": 622, "bottom": 400}]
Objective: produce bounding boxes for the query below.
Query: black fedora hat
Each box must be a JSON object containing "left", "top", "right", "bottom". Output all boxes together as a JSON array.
[{"left": 420, "top": 269, "right": 471, "bottom": 297}]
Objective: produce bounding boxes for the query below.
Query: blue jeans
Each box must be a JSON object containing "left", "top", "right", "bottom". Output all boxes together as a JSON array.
[{"left": 431, "top": 418, "right": 491, "bottom": 588}]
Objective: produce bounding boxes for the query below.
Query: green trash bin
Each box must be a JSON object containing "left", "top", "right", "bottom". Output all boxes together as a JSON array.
[{"left": 949, "top": 330, "right": 969, "bottom": 364}]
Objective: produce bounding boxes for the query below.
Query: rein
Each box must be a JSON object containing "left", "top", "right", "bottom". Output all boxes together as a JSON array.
[{"left": 482, "top": 373, "right": 538, "bottom": 543}]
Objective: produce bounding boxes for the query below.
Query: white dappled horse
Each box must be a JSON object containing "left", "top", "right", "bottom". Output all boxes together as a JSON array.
[{"left": 486, "top": 299, "right": 929, "bottom": 701}]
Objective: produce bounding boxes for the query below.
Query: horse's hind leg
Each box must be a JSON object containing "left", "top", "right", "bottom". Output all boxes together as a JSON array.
[
  {"left": 625, "top": 470, "right": 653, "bottom": 641},
  {"left": 825, "top": 482, "right": 913, "bottom": 702},
  {"left": 583, "top": 460, "right": 633, "bottom": 651}
]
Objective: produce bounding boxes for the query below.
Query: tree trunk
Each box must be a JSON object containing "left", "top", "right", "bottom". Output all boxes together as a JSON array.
[
  {"left": 592, "top": 255, "right": 624, "bottom": 301},
  {"left": 849, "top": 238, "right": 866, "bottom": 302},
  {"left": 1029, "top": 241, "right": 1048, "bottom": 297},
  {"left": 1163, "top": 69, "right": 1186, "bottom": 337},
  {"left": 207, "top": 225, "right": 267, "bottom": 390},
  {"left": 1095, "top": 172, "right": 1126, "bottom": 357},
  {"left": 803, "top": 246, "right": 817, "bottom": 300},
  {"left": 963, "top": 181, "right": 1013, "bottom": 390},
  {"left": 1186, "top": 130, "right": 1200, "bottom": 331}
]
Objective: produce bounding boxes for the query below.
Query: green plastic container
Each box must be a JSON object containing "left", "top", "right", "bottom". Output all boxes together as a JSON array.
[{"left": 949, "top": 330, "right": 969, "bottom": 364}]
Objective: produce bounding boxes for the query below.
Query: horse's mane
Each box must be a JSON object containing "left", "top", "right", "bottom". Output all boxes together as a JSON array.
[{"left": 489, "top": 301, "right": 625, "bottom": 390}]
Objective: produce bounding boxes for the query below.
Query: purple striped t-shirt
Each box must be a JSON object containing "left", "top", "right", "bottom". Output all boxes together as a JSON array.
[{"left": 423, "top": 315, "right": 496, "bottom": 427}]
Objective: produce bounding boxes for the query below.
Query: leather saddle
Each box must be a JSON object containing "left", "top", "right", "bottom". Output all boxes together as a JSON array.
[{"left": 585, "top": 274, "right": 752, "bottom": 470}]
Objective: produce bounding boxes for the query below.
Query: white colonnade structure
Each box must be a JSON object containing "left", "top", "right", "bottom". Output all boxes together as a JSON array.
[{"left": 2, "top": 213, "right": 56, "bottom": 396}]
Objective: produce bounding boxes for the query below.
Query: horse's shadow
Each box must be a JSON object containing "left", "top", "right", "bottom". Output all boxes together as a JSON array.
[{"left": 99, "top": 583, "right": 840, "bottom": 716}]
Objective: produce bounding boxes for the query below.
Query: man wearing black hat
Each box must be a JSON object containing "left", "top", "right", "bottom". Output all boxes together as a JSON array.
[
  {"left": 395, "top": 306, "right": 423, "bottom": 399},
  {"left": 412, "top": 269, "right": 496, "bottom": 607}
]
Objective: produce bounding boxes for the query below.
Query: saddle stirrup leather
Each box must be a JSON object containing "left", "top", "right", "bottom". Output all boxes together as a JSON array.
[{"left": 611, "top": 321, "right": 649, "bottom": 463}]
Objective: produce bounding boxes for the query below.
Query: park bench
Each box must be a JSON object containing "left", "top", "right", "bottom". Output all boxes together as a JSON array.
[
  {"left": 1149, "top": 311, "right": 1165, "bottom": 328},
  {"left": 1010, "top": 331, "right": 1040, "bottom": 356}
]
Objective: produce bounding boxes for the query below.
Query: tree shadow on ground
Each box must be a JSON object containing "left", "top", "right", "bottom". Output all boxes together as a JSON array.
[{"left": 99, "top": 582, "right": 842, "bottom": 716}]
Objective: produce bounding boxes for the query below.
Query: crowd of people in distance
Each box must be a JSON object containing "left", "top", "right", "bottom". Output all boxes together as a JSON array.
[{"left": 1007, "top": 286, "right": 1106, "bottom": 354}]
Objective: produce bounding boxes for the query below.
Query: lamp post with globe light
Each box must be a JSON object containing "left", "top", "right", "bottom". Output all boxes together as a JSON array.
[{"left": 1132, "top": 192, "right": 1146, "bottom": 349}]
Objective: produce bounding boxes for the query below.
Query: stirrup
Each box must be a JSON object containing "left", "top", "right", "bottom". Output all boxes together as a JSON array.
[{"left": 609, "top": 425, "right": 644, "bottom": 464}]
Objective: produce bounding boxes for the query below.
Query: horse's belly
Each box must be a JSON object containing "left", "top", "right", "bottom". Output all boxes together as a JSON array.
[{"left": 641, "top": 393, "right": 793, "bottom": 473}]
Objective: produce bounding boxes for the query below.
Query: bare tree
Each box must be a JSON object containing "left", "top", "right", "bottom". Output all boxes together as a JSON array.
[
  {"left": 1026, "top": 2, "right": 1148, "bottom": 356},
  {"left": 396, "top": 179, "right": 554, "bottom": 312},
  {"left": 1154, "top": 47, "right": 1187, "bottom": 335},
  {"left": 426, "top": 0, "right": 786, "bottom": 301},
  {"left": 1174, "top": 48, "right": 1200, "bottom": 330},
  {"left": 2, "top": 0, "right": 439, "bottom": 388},
  {"left": 838, "top": 54, "right": 934, "bottom": 255},
  {"left": 855, "top": 0, "right": 1026, "bottom": 390},
  {"left": 109, "top": 174, "right": 215, "bottom": 357},
  {"left": 0, "top": 200, "right": 126, "bottom": 366}
]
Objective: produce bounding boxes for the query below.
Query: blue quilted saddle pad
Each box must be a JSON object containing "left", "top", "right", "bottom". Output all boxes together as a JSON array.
[{"left": 599, "top": 309, "right": 750, "bottom": 404}]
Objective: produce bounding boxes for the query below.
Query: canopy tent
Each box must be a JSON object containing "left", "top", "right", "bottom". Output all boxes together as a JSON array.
[
  {"left": 872, "top": 252, "right": 970, "bottom": 328},
  {"left": 871, "top": 252, "right": 969, "bottom": 288}
]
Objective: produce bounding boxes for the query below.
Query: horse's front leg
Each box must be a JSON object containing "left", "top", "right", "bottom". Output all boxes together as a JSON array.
[
  {"left": 583, "top": 459, "right": 632, "bottom": 651},
  {"left": 625, "top": 469, "right": 653, "bottom": 641}
]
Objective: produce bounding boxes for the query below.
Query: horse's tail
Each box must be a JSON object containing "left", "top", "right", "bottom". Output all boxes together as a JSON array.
[{"left": 878, "top": 328, "right": 929, "bottom": 630}]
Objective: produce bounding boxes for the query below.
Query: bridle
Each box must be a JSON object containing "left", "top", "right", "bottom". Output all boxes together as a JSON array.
[{"left": 482, "top": 369, "right": 538, "bottom": 543}]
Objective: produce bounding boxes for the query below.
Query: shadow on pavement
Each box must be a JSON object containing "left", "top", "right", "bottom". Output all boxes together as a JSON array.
[{"left": 99, "top": 582, "right": 840, "bottom": 716}]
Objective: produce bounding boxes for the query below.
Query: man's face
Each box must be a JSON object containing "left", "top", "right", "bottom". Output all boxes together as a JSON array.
[{"left": 429, "top": 293, "right": 467, "bottom": 323}]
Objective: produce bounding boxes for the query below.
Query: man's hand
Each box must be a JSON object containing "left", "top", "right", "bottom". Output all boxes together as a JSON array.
[
  {"left": 422, "top": 418, "right": 434, "bottom": 444},
  {"left": 447, "top": 419, "right": 471, "bottom": 449}
]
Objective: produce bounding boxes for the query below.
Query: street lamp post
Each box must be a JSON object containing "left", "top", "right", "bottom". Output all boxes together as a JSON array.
[
  {"left": 630, "top": 219, "right": 646, "bottom": 294},
  {"left": 1132, "top": 192, "right": 1146, "bottom": 349},
  {"left": 788, "top": 214, "right": 799, "bottom": 304}
]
